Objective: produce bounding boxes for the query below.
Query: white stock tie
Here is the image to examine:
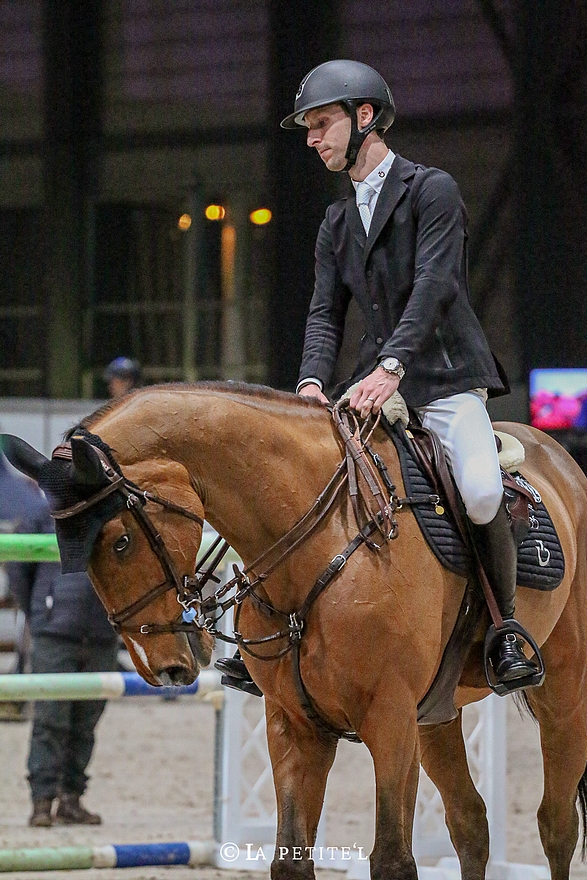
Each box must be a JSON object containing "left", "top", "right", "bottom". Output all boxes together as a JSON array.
[{"left": 356, "top": 181, "right": 373, "bottom": 234}]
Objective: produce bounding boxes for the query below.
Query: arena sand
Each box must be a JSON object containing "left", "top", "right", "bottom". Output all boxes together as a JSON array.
[{"left": 1, "top": 694, "right": 586, "bottom": 879}]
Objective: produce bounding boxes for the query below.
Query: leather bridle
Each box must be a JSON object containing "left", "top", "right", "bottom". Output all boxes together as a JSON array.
[{"left": 51, "top": 441, "right": 210, "bottom": 635}]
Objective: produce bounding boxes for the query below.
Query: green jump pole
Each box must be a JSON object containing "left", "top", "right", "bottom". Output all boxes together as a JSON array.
[
  {"left": 0, "top": 534, "right": 59, "bottom": 562},
  {"left": 0, "top": 672, "right": 120, "bottom": 702},
  {"left": 0, "top": 532, "right": 239, "bottom": 563},
  {"left": 0, "top": 846, "right": 94, "bottom": 871}
]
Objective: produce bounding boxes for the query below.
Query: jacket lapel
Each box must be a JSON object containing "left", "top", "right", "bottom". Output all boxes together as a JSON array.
[{"left": 364, "top": 155, "right": 414, "bottom": 263}]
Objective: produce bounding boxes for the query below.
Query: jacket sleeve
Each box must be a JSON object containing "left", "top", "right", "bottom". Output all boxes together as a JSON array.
[
  {"left": 379, "top": 169, "right": 467, "bottom": 368},
  {"left": 6, "top": 560, "right": 36, "bottom": 616},
  {"left": 5, "top": 508, "right": 48, "bottom": 617},
  {"left": 298, "top": 211, "right": 352, "bottom": 389}
]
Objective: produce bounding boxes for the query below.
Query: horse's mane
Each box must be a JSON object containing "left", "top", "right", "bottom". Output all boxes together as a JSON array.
[{"left": 76, "top": 381, "right": 326, "bottom": 433}]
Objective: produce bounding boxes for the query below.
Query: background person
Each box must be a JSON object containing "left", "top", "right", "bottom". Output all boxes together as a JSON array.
[
  {"left": 0, "top": 452, "right": 46, "bottom": 721},
  {"left": 103, "top": 357, "right": 142, "bottom": 399},
  {"left": 7, "top": 500, "right": 118, "bottom": 827}
]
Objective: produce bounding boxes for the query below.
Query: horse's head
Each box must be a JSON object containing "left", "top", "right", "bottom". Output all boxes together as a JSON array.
[{"left": 1, "top": 432, "right": 213, "bottom": 687}]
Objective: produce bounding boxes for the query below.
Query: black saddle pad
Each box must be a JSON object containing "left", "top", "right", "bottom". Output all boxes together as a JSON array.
[{"left": 385, "top": 420, "right": 565, "bottom": 591}]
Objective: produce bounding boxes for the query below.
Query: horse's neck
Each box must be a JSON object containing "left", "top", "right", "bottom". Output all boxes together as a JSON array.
[
  {"left": 192, "top": 399, "right": 340, "bottom": 562},
  {"left": 97, "top": 389, "right": 341, "bottom": 567}
]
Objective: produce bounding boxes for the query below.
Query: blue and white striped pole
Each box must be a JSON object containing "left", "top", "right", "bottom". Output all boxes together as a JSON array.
[
  {"left": 0, "top": 841, "right": 216, "bottom": 872},
  {"left": 0, "top": 669, "right": 222, "bottom": 701}
]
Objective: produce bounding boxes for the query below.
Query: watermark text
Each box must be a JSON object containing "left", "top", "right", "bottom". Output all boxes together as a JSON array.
[{"left": 218, "top": 842, "right": 368, "bottom": 863}]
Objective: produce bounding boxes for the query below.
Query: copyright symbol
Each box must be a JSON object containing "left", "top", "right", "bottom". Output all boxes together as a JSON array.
[{"left": 220, "top": 842, "right": 240, "bottom": 862}]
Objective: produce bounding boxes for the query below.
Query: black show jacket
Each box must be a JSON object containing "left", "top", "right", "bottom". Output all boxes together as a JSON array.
[{"left": 298, "top": 154, "right": 508, "bottom": 407}]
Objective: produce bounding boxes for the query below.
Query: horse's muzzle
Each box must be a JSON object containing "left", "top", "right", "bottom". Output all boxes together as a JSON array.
[{"left": 159, "top": 665, "right": 199, "bottom": 686}]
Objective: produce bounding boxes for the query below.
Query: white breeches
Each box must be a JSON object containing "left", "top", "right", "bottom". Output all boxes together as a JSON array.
[{"left": 414, "top": 390, "right": 503, "bottom": 525}]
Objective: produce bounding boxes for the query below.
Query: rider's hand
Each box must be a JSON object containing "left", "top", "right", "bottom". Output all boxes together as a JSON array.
[
  {"left": 349, "top": 368, "right": 400, "bottom": 419},
  {"left": 298, "top": 383, "right": 329, "bottom": 405}
]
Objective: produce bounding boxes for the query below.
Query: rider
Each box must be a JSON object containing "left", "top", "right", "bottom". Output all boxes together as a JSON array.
[{"left": 217, "top": 59, "right": 540, "bottom": 696}]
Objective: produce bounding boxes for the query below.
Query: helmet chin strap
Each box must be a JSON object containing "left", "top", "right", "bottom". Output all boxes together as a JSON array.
[{"left": 341, "top": 100, "right": 382, "bottom": 172}]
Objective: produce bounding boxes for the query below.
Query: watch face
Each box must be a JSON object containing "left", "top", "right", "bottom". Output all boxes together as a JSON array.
[{"left": 381, "top": 358, "right": 404, "bottom": 377}]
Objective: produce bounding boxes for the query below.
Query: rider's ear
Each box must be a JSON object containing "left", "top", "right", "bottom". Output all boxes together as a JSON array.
[
  {"left": 0, "top": 434, "right": 48, "bottom": 483},
  {"left": 357, "top": 102, "right": 374, "bottom": 128},
  {"left": 70, "top": 437, "right": 109, "bottom": 488}
]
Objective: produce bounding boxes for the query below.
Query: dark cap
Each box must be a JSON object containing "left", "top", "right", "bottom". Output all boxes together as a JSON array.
[{"left": 103, "top": 357, "right": 142, "bottom": 384}]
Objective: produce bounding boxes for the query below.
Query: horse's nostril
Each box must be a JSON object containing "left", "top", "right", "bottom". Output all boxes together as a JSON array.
[{"left": 159, "top": 666, "right": 197, "bottom": 687}]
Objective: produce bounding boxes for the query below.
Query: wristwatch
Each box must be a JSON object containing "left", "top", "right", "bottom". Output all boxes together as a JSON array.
[{"left": 379, "top": 357, "right": 405, "bottom": 380}]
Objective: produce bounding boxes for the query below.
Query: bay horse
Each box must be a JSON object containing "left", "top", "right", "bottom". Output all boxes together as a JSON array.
[{"left": 4, "top": 381, "right": 587, "bottom": 880}]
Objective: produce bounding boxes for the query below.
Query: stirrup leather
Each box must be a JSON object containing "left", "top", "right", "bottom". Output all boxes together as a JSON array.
[{"left": 483, "top": 619, "right": 545, "bottom": 696}]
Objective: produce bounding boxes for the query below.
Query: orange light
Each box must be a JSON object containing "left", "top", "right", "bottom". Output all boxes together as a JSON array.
[
  {"left": 177, "top": 213, "right": 192, "bottom": 231},
  {"left": 249, "top": 208, "right": 272, "bottom": 226},
  {"left": 205, "top": 204, "right": 226, "bottom": 221},
  {"left": 221, "top": 225, "right": 236, "bottom": 301}
]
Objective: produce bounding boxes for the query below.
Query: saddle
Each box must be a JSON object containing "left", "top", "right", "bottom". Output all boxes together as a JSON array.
[
  {"left": 380, "top": 415, "right": 563, "bottom": 724},
  {"left": 384, "top": 417, "right": 565, "bottom": 591},
  {"left": 340, "top": 385, "right": 564, "bottom": 588}
]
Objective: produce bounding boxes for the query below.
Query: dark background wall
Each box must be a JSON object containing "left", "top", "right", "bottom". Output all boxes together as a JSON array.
[{"left": 0, "top": 0, "right": 585, "bottom": 419}]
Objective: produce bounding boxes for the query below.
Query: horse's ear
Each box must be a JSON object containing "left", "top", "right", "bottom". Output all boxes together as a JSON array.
[
  {"left": 70, "top": 437, "right": 109, "bottom": 488},
  {"left": 0, "top": 434, "right": 48, "bottom": 484}
]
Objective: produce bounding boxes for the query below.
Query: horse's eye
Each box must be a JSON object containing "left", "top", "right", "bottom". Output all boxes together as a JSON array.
[{"left": 113, "top": 534, "right": 130, "bottom": 553}]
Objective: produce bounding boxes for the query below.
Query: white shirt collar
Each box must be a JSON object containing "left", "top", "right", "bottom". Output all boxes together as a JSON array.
[{"left": 352, "top": 149, "right": 396, "bottom": 196}]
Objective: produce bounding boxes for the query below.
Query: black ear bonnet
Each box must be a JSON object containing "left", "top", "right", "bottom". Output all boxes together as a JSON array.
[{"left": 39, "top": 429, "right": 129, "bottom": 573}]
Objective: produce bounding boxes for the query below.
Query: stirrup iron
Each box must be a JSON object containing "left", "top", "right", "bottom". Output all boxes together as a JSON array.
[{"left": 483, "top": 618, "right": 545, "bottom": 696}]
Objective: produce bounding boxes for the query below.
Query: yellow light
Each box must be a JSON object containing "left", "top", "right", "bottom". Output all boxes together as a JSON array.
[
  {"left": 177, "top": 213, "right": 192, "bottom": 231},
  {"left": 249, "top": 208, "right": 272, "bottom": 226},
  {"left": 205, "top": 204, "right": 226, "bottom": 221}
]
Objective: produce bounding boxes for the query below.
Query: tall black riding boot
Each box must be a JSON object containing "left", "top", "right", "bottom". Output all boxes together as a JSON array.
[{"left": 470, "top": 501, "right": 540, "bottom": 686}]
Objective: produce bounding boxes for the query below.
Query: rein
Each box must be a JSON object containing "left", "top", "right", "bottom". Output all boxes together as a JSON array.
[{"left": 53, "top": 406, "right": 441, "bottom": 742}]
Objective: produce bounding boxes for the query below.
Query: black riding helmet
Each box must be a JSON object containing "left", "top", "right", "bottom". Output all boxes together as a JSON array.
[{"left": 280, "top": 59, "right": 395, "bottom": 170}]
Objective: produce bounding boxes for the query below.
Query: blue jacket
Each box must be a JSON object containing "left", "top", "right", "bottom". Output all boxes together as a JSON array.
[{"left": 7, "top": 501, "right": 117, "bottom": 644}]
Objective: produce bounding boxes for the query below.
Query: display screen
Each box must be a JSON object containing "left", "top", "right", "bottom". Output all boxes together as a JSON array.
[{"left": 529, "top": 368, "right": 587, "bottom": 430}]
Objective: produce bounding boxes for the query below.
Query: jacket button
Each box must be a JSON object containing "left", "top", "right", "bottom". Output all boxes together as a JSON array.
[
  {"left": 366, "top": 270, "right": 373, "bottom": 277},
  {"left": 376, "top": 337, "right": 383, "bottom": 344},
  {"left": 372, "top": 303, "right": 379, "bottom": 311}
]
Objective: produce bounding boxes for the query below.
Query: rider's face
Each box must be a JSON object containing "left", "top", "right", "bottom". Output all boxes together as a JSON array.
[{"left": 304, "top": 104, "right": 352, "bottom": 172}]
